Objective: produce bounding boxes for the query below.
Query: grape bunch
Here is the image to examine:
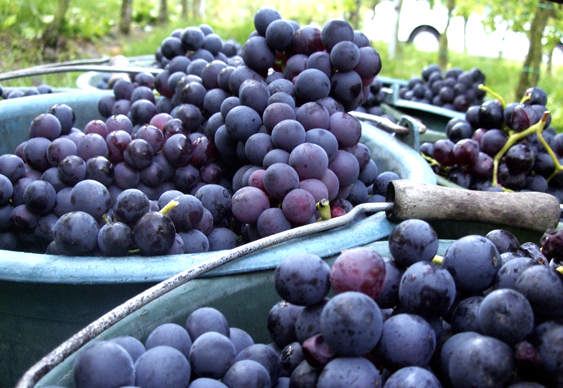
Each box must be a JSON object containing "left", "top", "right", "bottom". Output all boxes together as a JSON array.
[
  {"left": 397, "top": 64, "right": 487, "bottom": 112},
  {"left": 422, "top": 86, "right": 563, "bottom": 201},
  {"left": 65, "top": 220, "right": 563, "bottom": 388},
  {"left": 0, "top": 83, "right": 54, "bottom": 100},
  {"left": 0, "top": 8, "right": 399, "bottom": 256}
]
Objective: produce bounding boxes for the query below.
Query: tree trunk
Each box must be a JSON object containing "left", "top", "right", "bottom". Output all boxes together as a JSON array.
[
  {"left": 158, "top": 0, "right": 167, "bottom": 24},
  {"left": 120, "top": 0, "right": 133, "bottom": 35},
  {"left": 515, "top": 3, "right": 552, "bottom": 99},
  {"left": 438, "top": 0, "right": 454, "bottom": 70},
  {"left": 42, "top": 0, "right": 71, "bottom": 49},
  {"left": 388, "top": 0, "right": 402, "bottom": 59},
  {"left": 181, "top": 0, "right": 187, "bottom": 19},
  {"left": 349, "top": 0, "right": 362, "bottom": 30}
]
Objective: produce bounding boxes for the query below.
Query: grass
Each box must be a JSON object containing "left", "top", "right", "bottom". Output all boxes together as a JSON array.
[{"left": 2, "top": 22, "right": 562, "bottom": 131}]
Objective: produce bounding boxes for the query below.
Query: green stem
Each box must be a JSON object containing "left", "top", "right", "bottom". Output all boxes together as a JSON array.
[
  {"left": 432, "top": 255, "right": 443, "bottom": 265},
  {"left": 102, "top": 214, "right": 111, "bottom": 224},
  {"left": 478, "top": 84, "right": 506, "bottom": 109},
  {"left": 316, "top": 198, "right": 331, "bottom": 221},
  {"left": 160, "top": 200, "right": 179, "bottom": 215},
  {"left": 492, "top": 111, "right": 550, "bottom": 187}
]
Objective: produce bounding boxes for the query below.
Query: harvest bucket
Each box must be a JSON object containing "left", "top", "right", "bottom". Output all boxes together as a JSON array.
[{"left": 0, "top": 90, "right": 436, "bottom": 387}]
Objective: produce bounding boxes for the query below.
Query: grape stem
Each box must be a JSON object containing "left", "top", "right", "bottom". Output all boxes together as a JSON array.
[
  {"left": 316, "top": 198, "right": 331, "bottom": 221},
  {"left": 432, "top": 255, "right": 443, "bottom": 265},
  {"left": 478, "top": 84, "right": 506, "bottom": 109},
  {"left": 557, "top": 266, "right": 563, "bottom": 275},
  {"left": 492, "top": 111, "right": 551, "bottom": 187},
  {"left": 160, "top": 200, "right": 179, "bottom": 215},
  {"left": 520, "top": 92, "right": 531, "bottom": 105}
]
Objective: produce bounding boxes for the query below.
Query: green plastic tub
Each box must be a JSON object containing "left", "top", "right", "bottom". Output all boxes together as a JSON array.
[
  {"left": 22, "top": 239, "right": 455, "bottom": 388},
  {"left": 0, "top": 90, "right": 436, "bottom": 387}
]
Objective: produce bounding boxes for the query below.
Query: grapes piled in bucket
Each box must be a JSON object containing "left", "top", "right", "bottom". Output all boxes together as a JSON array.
[
  {"left": 422, "top": 85, "right": 563, "bottom": 200},
  {"left": 68, "top": 220, "right": 563, "bottom": 388},
  {"left": 0, "top": 8, "right": 400, "bottom": 256}
]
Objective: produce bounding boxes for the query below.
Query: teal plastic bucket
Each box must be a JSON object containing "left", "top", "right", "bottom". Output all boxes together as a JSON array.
[
  {"left": 26, "top": 239, "right": 456, "bottom": 388},
  {"left": 383, "top": 82, "right": 465, "bottom": 135},
  {"left": 0, "top": 91, "right": 436, "bottom": 387}
]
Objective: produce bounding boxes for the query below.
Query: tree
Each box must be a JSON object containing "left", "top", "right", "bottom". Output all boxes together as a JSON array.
[
  {"left": 42, "top": 0, "right": 71, "bottom": 50},
  {"left": 120, "top": 0, "right": 133, "bottom": 34},
  {"left": 158, "top": 0, "right": 168, "bottom": 24},
  {"left": 516, "top": 2, "right": 554, "bottom": 99},
  {"left": 438, "top": 0, "right": 454, "bottom": 70}
]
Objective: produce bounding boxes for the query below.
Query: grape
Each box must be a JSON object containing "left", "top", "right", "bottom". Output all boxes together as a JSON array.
[
  {"left": 478, "top": 288, "right": 534, "bottom": 345},
  {"left": 23, "top": 180, "right": 56, "bottom": 215},
  {"left": 73, "top": 341, "right": 134, "bottom": 388},
  {"left": 222, "top": 359, "right": 271, "bottom": 388},
  {"left": 442, "top": 235, "right": 501, "bottom": 293},
  {"left": 53, "top": 211, "right": 99, "bottom": 255},
  {"left": 327, "top": 150, "right": 360, "bottom": 187},
  {"left": 294, "top": 69, "right": 331, "bottom": 104},
  {"left": 207, "top": 227, "right": 238, "bottom": 251},
  {"left": 133, "top": 211, "right": 176, "bottom": 256},
  {"left": 234, "top": 343, "right": 281, "bottom": 385},
  {"left": 257, "top": 208, "right": 291, "bottom": 237},
  {"left": 267, "top": 301, "right": 303, "bottom": 349},
  {"left": 231, "top": 186, "right": 270, "bottom": 224},
  {"left": 166, "top": 194, "right": 204, "bottom": 232},
  {"left": 515, "top": 265, "right": 563, "bottom": 320},
  {"left": 189, "top": 331, "right": 236, "bottom": 379},
  {"left": 329, "top": 247, "right": 386, "bottom": 299},
  {"left": 98, "top": 222, "right": 133, "bottom": 256},
  {"left": 448, "top": 334, "right": 517, "bottom": 388},
  {"left": 179, "top": 229, "right": 210, "bottom": 253},
  {"left": 316, "top": 357, "right": 380, "bottom": 388},
  {"left": 109, "top": 336, "right": 145, "bottom": 363},
  {"left": 388, "top": 219, "right": 439, "bottom": 267},
  {"left": 271, "top": 120, "right": 306, "bottom": 152},
  {"left": 398, "top": 261, "right": 456, "bottom": 317},
  {"left": 135, "top": 346, "right": 191, "bottom": 388},
  {"left": 383, "top": 366, "right": 441, "bottom": 388},
  {"left": 225, "top": 105, "right": 262, "bottom": 141},
  {"left": 449, "top": 295, "right": 484, "bottom": 334},
  {"left": 275, "top": 253, "right": 331, "bottom": 306},
  {"left": 113, "top": 189, "right": 150, "bottom": 226},
  {"left": 265, "top": 19, "right": 295, "bottom": 52},
  {"left": 373, "top": 313, "right": 435, "bottom": 371},
  {"left": 146, "top": 322, "right": 192, "bottom": 358},
  {"left": 229, "top": 327, "right": 255, "bottom": 355},
  {"left": 320, "top": 291, "right": 383, "bottom": 357},
  {"left": 281, "top": 188, "right": 316, "bottom": 224},
  {"left": 28, "top": 113, "right": 61, "bottom": 140},
  {"left": 186, "top": 307, "right": 230, "bottom": 341}
]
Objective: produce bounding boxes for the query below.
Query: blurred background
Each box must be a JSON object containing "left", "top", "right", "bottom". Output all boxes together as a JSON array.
[{"left": 1, "top": 0, "right": 562, "bottom": 123}]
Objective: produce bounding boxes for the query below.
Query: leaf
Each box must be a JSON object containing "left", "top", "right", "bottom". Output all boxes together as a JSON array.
[{"left": 2, "top": 14, "right": 16, "bottom": 28}]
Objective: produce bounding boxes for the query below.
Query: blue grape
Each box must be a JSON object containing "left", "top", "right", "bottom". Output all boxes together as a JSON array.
[
  {"left": 478, "top": 288, "right": 534, "bottom": 345},
  {"left": 383, "top": 366, "right": 441, "bottom": 388},
  {"left": 53, "top": 211, "right": 99, "bottom": 255},
  {"left": 373, "top": 313, "right": 436, "bottom": 371},
  {"left": 275, "top": 253, "right": 331, "bottom": 306},
  {"left": 222, "top": 359, "right": 271, "bottom": 388},
  {"left": 320, "top": 291, "right": 383, "bottom": 357},
  {"left": 135, "top": 346, "right": 191, "bottom": 388},
  {"left": 442, "top": 235, "right": 501, "bottom": 293},
  {"left": 146, "top": 323, "right": 192, "bottom": 358},
  {"left": 73, "top": 341, "right": 134, "bottom": 388},
  {"left": 189, "top": 331, "right": 236, "bottom": 379},
  {"left": 448, "top": 334, "right": 517, "bottom": 388},
  {"left": 316, "top": 357, "right": 381, "bottom": 388}
]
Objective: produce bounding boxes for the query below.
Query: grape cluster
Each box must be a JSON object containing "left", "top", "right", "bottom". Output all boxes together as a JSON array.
[
  {"left": 397, "top": 64, "right": 487, "bottom": 112},
  {"left": 64, "top": 220, "right": 563, "bottom": 388},
  {"left": 0, "top": 9, "right": 396, "bottom": 256},
  {"left": 0, "top": 83, "right": 54, "bottom": 100},
  {"left": 422, "top": 86, "right": 563, "bottom": 200}
]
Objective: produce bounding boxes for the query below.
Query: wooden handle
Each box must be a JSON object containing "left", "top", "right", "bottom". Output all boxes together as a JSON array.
[{"left": 386, "top": 180, "right": 561, "bottom": 232}]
